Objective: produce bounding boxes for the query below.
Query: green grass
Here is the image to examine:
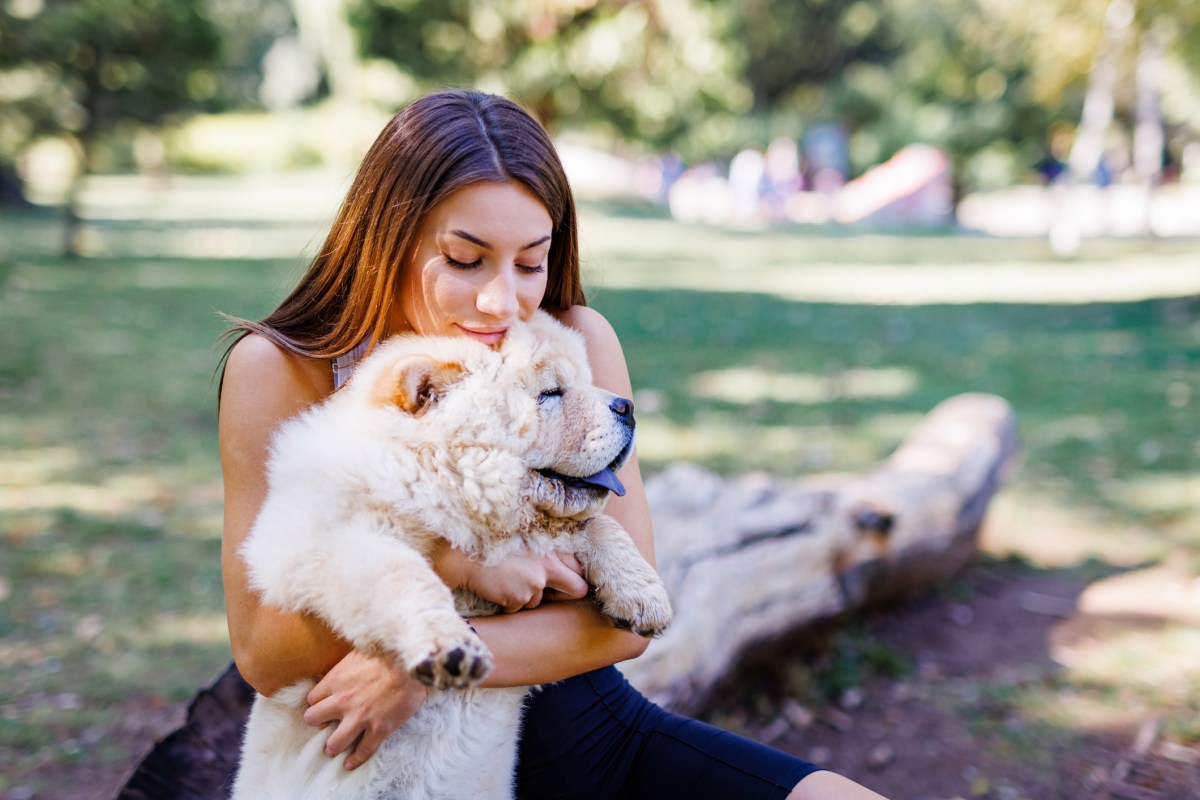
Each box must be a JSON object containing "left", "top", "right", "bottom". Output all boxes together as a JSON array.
[
  {"left": 596, "top": 287, "right": 1198, "bottom": 508},
  {"left": 1, "top": 197, "right": 1198, "bottom": 793},
  {"left": 0, "top": 219, "right": 304, "bottom": 791}
]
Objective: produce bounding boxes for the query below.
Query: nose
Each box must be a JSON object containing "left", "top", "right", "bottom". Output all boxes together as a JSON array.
[
  {"left": 476, "top": 267, "right": 519, "bottom": 320},
  {"left": 610, "top": 396, "right": 635, "bottom": 427}
]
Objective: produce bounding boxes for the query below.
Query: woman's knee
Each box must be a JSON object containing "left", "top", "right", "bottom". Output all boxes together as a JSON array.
[{"left": 788, "top": 770, "right": 890, "bottom": 800}]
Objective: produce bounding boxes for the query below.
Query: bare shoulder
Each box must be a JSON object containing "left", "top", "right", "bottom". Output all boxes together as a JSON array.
[
  {"left": 221, "top": 334, "right": 332, "bottom": 436},
  {"left": 553, "top": 305, "right": 622, "bottom": 354},
  {"left": 551, "top": 305, "right": 631, "bottom": 395},
  {"left": 227, "top": 333, "right": 330, "bottom": 390}
]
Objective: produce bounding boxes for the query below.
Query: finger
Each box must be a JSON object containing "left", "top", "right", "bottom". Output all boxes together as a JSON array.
[
  {"left": 556, "top": 551, "right": 585, "bottom": 576},
  {"left": 306, "top": 677, "right": 332, "bottom": 707},
  {"left": 522, "top": 587, "right": 545, "bottom": 610},
  {"left": 543, "top": 556, "right": 589, "bottom": 600},
  {"left": 345, "top": 727, "right": 383, "bottom": 770},
  {"left": 323, "top": 720, "right": 362, "bottom": 758},
  {"left": 303, "top": 696, "right": 341, "bottom": 728}
]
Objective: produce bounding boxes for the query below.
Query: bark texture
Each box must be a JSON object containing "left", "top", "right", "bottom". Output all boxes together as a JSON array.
[{"left": 620, "top": 392, "right": 1018, "bottom": 714}]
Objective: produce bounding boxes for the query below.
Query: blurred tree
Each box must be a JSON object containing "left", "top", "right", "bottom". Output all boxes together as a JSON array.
[
  {"left": 724, "top": 0, "right": 1069, "bottom": 189},
  {"left": 348, "top": 0, "right": 750, "bottom": 157},
  {"left": 1, "top": 0, "right": 1193, "bottom": 219},
  {"left": 964, "top": 0, "right": 1199, "bottom": 192},
  {"left": 849, "top": 0, "right": 1076, "bottom": 191},
  {"left": 0, "top": 0, "right": 220, "bottom": 254},
  {"left": 205, "top": 0, "right": 297, "bottom": 108},
  {"left": 736, "top": 0, "right": 897, "bottom": 111},
  {"left": 730, "top": 0, "right": 1200, "bottom": 192},
  {"left": 290, "top": 0, "right": 361, "bottom": 106}
]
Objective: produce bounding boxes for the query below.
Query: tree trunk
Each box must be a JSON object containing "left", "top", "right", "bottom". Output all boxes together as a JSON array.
[
  {"left": 114, "top": 666, "right": 255, "bottom": 800},
  {"left": 1133, "top": 22, "right": 1165, "bottom": 185},
  {"left": 63, "top": 47, "right": 103, "bottom": 259},
  {"left": 1133, "top": 20, "right": 1166, "bottom": 236},
  {"left": 1068, "top": 0, "right": 1134, "bottom": 183},
  {"left": 289, "top": 0, "right": 361, "bottom": 105},
  {"left": 0, "top": 166, "right": 30, "bottom": 207},
  {"left": 620, "top": 392, "right": 1018, "bottom": 715},
  {"left": 1053, "top": 0, "right": 1135, "bottom": 256}
]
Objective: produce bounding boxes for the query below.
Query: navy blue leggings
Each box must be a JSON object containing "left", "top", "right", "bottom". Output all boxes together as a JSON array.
[{"left": 515, "top": 666, "right": 822, "bottom": 799}]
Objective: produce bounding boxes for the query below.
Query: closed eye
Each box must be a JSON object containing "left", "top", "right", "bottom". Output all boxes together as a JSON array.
[
  {"left": 445, "top": 255, "right": 543, "bottom": 274},
  {"left": 444, "top": 255, "right": 482, "bottom": 270},
  {"left": 538, "top": 387, "right": 563, "bottom": 404}
]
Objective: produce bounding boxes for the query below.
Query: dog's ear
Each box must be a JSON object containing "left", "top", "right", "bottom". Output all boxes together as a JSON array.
[{"left": 370, "top": 355, "right": 464, "bottom": 414}]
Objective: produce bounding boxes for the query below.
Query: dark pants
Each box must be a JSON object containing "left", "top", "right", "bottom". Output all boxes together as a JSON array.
[{"left": 516, "top": 666, "right": 822, "bottom": 800}]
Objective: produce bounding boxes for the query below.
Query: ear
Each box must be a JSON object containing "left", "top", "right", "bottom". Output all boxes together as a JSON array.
[{"left": 369, "top": 355, "right": 464, "bottom": 414}]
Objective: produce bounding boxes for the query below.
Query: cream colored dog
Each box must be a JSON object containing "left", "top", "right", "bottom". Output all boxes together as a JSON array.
[{"left": 232, "top": 311, "right": 672, "bottom": 800}]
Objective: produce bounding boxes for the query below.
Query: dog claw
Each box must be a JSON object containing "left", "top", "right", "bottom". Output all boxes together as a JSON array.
[
  {"left": 598, "top": 590, "right": 673, "bottom": 639},
  {"left": 414, "top": 658, "right": 436, "bottom": 686},
  {"left": 611, "top": 614, "right": 671, "bottom": 638},
  {"left": 412, "top": 633, "right": 493, "bottom": 690},
  {"left": 468, "top": 656, "right": 489, "bottom": 680},
  {"left": 444, "top": 647, "right": 465, "bottom": 676}
]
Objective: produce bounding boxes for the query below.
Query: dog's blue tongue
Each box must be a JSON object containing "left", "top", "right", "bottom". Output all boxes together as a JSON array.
[{"left": 579, "top": 468, "right": 626, "bottom": 497}]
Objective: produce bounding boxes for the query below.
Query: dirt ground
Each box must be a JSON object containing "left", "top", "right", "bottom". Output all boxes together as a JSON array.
[
  {"left": 21, "top": 560, "right": 1200, "bottom": 800},
  {"left": 737, "top": 561, "right": 1200, "bottom": 800}
]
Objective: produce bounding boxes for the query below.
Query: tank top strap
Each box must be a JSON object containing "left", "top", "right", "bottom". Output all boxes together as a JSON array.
[{"left": 331, "top": 340, "right": 370, "bottom": 390}]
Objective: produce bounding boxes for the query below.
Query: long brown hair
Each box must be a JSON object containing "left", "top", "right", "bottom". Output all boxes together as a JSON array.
[{"left": 222, "top": 90, "right": 584, "bottom": 368}]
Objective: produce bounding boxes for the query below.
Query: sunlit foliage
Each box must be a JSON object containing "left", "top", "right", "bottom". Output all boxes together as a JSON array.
[
  {"left": 349, "top": 0, "right": 752, "bottom": 156},
  {"left": 0, "top": 0, "right": 221, "bottom": 168}
]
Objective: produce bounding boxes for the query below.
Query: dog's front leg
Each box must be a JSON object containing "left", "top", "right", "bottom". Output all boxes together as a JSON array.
[
  {"left": 573, "top": 515, "right": 673, "bottom": 638},
  {"left": 242, "top": 513, "right": 492, "bottom": 689}
]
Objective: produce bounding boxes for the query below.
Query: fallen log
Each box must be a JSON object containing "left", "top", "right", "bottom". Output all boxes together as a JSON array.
[
  {"left": 114, "top": 663, "right": 254, "bottom": 800},
  {"left": 620, "top": 392, "right": 1019, "bottom": 715},
  {"left": 113, "top": 392, "right": 1016, "bottom": 797}
]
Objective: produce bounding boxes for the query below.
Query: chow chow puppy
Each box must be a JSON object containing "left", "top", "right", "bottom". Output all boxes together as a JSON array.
[{"left": 231, "top": 310, "right": 672, "bottom": 800}]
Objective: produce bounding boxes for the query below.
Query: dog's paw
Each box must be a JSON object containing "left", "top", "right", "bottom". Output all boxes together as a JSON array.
[
  {"left": 412, "top": 629, "right": 493, "bottom": 690},
  {"left": 595, "top": 580, "right": 673, "bottom": 638}
]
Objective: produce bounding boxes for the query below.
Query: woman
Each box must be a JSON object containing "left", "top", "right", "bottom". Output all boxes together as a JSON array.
[{"left": 220, "top": 90, "right": 888, "bottom": 800}]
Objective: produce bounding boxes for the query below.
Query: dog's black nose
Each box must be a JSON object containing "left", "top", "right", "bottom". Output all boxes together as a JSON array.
[{"left": 610, "top": 396, "right": 634, "bottom": 427}]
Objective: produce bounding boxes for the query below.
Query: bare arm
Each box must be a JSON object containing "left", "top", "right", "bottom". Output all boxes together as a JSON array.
[
  {"left": 222, "top": 334, "right": 423, "bottom": 771},
  {"left": 219, "top": 334, "right": 355, "bottom": 694}
]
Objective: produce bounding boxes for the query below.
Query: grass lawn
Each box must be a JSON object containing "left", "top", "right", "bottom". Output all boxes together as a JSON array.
[{"left": 1, "top": 191, "right": 1198, "bottom": 797}]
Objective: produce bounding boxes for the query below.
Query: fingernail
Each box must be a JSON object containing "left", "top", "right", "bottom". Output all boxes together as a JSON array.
[{"left": 344, "top": 759, "right": 357, "bottom": 770}]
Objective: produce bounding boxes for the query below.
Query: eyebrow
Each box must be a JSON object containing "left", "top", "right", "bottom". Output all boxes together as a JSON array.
[{"left": 449, "top": 229, "right": 551, "bottom": 251}]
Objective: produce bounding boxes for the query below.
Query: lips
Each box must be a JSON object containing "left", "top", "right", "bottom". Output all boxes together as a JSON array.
[{"left": 457, "top": 325, "right": 508, "bottom": 346}]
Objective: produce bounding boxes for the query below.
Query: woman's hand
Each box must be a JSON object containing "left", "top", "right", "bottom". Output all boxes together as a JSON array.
[
  {"left": 303, "top": 650, "right": 430, "bottom": 770},
  {"left": 539, "top": 551, "right": 590, "bottom": 603},
  {"left": 466, "top": 550, "right": 589, "bottom": 612},
  {"left": 435, "top": 542, "right": 588, "bottom": 612}
]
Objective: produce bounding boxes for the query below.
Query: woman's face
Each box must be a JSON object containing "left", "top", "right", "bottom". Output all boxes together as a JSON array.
[{"left": 393, "top": 181, "right": 553, "bottom": 346}]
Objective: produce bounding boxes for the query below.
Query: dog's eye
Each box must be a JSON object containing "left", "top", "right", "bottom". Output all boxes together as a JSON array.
[{"left": 538, "top": 388, "right": 563, "bottom": 404}]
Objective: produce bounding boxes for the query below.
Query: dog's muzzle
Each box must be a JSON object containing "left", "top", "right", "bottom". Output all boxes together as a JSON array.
[{"left": 532, "top": 394, "right": 636, "bottom": 507}]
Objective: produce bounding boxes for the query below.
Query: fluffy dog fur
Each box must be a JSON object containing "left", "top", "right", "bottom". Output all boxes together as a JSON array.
[{"left": 232, "top": 311, "right": 672, "bottom": 800}]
